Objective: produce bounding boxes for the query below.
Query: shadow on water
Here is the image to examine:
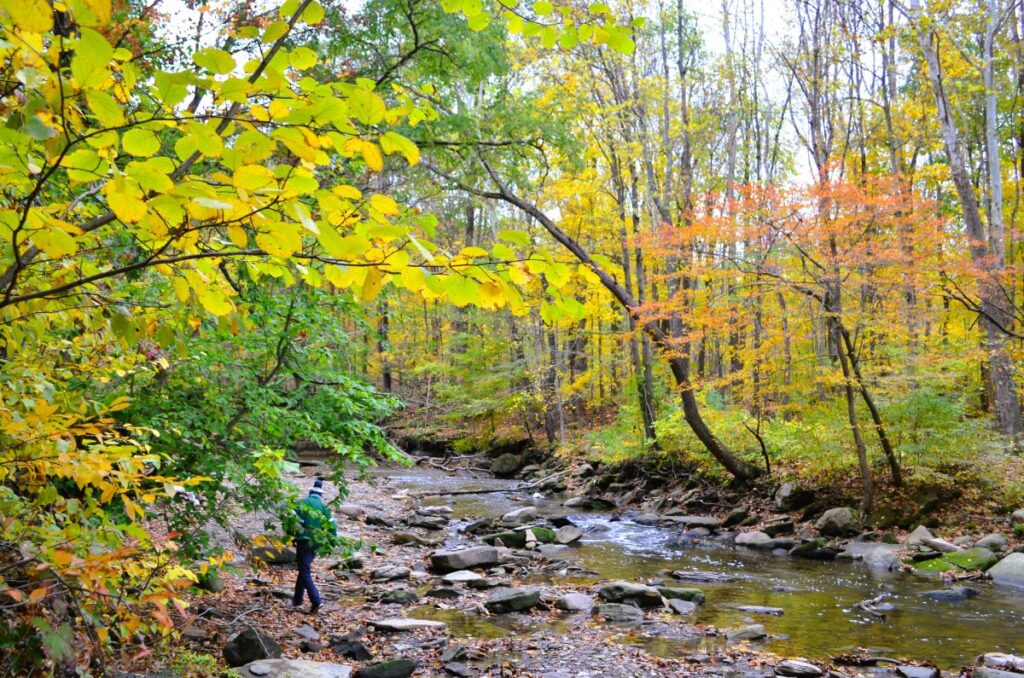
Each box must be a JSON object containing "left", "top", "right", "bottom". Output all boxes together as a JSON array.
[{"left": 378, "top": 466, "right": 1024, "bottom": 668}]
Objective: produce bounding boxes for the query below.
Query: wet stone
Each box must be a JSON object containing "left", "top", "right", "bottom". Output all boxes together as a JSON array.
[
  {"left": 354, "top": 658, "right": 417, "bottom": 678},
  {"left": 775, "top": 660, "right": 822, "bottom": 677},
  {"left": 896, "top": 667, "right": 940, "bottom": 678},
  {"left": 726, "top": 624, "right": 767, "bottom": 642},
  {"left": 667, "top": 599, "right": 697, "bottom": 615},
  {"left": 594, "top": 603, "right": 645, "bottom": 623},
  {"left": 556, "top": 592, "right": 595, "bottom": 611},
  {"left": 426, "top": 587, "right": 461, "bottom": 600},
  {"left": 735, "top": 605, "right": 784, "bottom": 616},
  {"left": 485, "top": 586, "right": 541, "bottom": 613}
]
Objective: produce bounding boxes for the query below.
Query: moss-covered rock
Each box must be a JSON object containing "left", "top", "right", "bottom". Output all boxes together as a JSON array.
[{"left": 944, "top": 547, "right": 999, "bottom": 572}]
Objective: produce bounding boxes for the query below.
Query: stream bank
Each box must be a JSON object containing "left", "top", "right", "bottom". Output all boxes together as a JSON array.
[{"left": 160, "top": 455, "right": 1024, "bottom": 678}]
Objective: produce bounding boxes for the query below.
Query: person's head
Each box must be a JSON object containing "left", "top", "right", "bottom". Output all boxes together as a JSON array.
[{"left": 309, "top": 478, "right": 324, "bottom": 497}]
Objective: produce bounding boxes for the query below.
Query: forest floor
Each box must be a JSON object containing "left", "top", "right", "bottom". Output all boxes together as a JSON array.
[{"left": 162, "top": 462, "right": 798, "bottom": 678}]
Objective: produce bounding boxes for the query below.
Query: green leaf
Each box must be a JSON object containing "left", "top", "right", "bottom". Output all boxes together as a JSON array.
[
  {"left": 533, "top": 0, "right": 554, "bottom": 14},
  {"left": 289, "top": 47, "right": 318, "bottom": 70},
  {"left": 467, "top": 11, "right": 491, "bottom": 31},
  {"left": 193, "top": 48, "right": 236, "bottom": 75},
  {"left": 122, "top": 128, "right": 161, "bottom": 157},
  {"left": 71, "top": 29, "right": 113, "bottom": 89}
]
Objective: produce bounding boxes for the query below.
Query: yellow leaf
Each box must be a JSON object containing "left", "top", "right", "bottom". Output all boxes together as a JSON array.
[
  {"left": 369, "top": 194, "right": 398, "bottom": 216},
  {"left": 2, "top": 0, "right": 53, "bottom": 33},
  {"left": 361, "top": 141, "right": 383, "bottom": 172},
  {"left": 333, "top": 185, "right": 362, "bottom": 200},
  {"left": 31, "top": 227, "right": 77, "bottom": 258},
  {"left": 227, "top": 224, "right": 248, "bottom": 248},
  {"left": 28, "top": 587, "right": 47, "bottom": 604},
  {"left": 255, "top": 223, "right": 303, "bottom": 257},
  {"left": 460, "top": 246, "right": 489, "bottom": 258},
  {"left": 361, "top": 266, "right": 383, "bottom": 301},
  {"left": 82, "top": 0, "right": 111, "bottom": 26},
  {"left": 199, "top": 289, "right": 233, "bottom": 316},
  {"left": 108, "top": 190, "right": 148, "bottom": 224},
  {"left": 232, "top": 165, "right": 275, "bottom": 192},
  {"left": 400, "top": 265, "right": 425, "bottom": 292},
  {"left": 173, "top": 277, "right": 190, "bottom": 302}
]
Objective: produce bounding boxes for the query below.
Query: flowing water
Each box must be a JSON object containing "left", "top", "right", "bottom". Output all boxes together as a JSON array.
[{"left": 375, "top": 467, "right": 1024, "bottom": 669}]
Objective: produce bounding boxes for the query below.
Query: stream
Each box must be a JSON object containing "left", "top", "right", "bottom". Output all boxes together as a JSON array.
[{"left": 376, "top": 466, "right": 1024, "bottom": 669}]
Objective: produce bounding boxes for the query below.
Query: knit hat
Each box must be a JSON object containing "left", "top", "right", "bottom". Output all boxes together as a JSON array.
[{"left": 309, "top": 478, "right": 324, "bottom": 496}]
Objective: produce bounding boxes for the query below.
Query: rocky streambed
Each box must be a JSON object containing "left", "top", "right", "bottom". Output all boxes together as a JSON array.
[{"left": 173, "top": 461, "right": 1024, "bottom": 678}]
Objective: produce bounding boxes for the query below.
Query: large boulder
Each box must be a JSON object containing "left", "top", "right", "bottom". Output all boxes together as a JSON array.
[
  {"left": 905, "top": 525, "right": 935, "bottom": 546},
  {"left": 224, "top": 629, "right": 282, "bottom": 667},
  {"left": 484, "top": 587, "right": 541, "bottom": 613},
  {"left": 775, "top": 482, "right": 815, "bottom": 511},
  {"left": 491, "top": 453, "right": 523, "bottom": 478},
  {"left": 815, "top": 507, "right": 859, "bottom": 537},
  {"left": 430, "top": 546, "right": 499, "bottom": 573},
  {"left": 988, "top": 553, "right": 1024, "bottom": 591},
  {"left": 236, "top": 659, "right": 352, "bottom": 678},
  {"left": 597, "top": 581, "right": 662, "bottom": 608}
]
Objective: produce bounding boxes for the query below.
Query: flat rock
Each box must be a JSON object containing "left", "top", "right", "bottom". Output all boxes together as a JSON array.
[
  {"left": 372, "top": 565, "right": 411, "bottom": 581},
  {"left": 354, "top": 658, "right": 417, "bottom": 678},
  {"left": 896, "top": 666, "right": 939, "bottom": 678},
  {"left": 672, "top": 571, "right": 735, "bottom": 583},
  {"left": 554, "top": 525, "right": 583, "bottom": 545},
  {"left": 656, "top": 586, "right": 705, "bottom": 604},
  {"left": 417, "top": 505, "right": 454, "bottom": 516},
  {"left": 563, "top": 496, "right": 588, "bottom": 507},
  {"left": 988, "top": 553, "right": 1024, "bottom": 591},
  {"left": 368, "top": 618, "right": 446, "bottom": 632},
  {"left": 338, "top": 504, "right": 365, "bottom": 518},
  {"left": 726, "top": 624, "right": 766, "bottom": 642},
  {"left": 594, "top": 603, "right": 645, "bottom": 623},
  {"left": 293, "top": 625, "right": 319, "bottom": 641},
  {"left": 441, "top": 645, "right": 468, "bottom": 662},
  {"left": 556, "top": 593, "right": 595, "bottom": 611},
  {"left": 735, "top": 605, "right": 783, "bottom": 616},
  {"left": 430, "top": 546, "right": 499, "bottom": 573},
  {"left": 237, "top": 659, "right": 352, "bottom": 678},
  {"left": 598, "top": 581, "right": 663, "bottom": 607},
  {"left": 442, "top": 570, "right": 483, "bottom": 584},
  {"left": 975, "top": 670, "right": 1024, "bottom": 678},
  {"left": 667, "top": 599, "right": 697, "bottom": 615},
  {"left": 979, "top": 653, "right": 1024, "bottom": 672},
  {"left": 485, "top": 586, "right": 541, "bottom": 613},
  {"left": 775, "top": 660, "right": 822, "bottom": 677},
  {"left": 407, "top": 515, "right": 448, "bottom": 530}
]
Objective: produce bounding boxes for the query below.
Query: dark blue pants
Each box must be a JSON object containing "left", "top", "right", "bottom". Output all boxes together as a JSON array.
[{"left": 292, "top": 540, "right": 321, "bottom": 607}]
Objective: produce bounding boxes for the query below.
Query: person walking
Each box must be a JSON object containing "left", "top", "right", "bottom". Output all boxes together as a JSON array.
[{"left": 291, "top": 478, "right": 336, "bottom": 613}]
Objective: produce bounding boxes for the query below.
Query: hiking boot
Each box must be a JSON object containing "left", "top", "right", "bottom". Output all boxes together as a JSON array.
[{"left": 310, "top": 602, "right": 321, "bottom": 614}]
